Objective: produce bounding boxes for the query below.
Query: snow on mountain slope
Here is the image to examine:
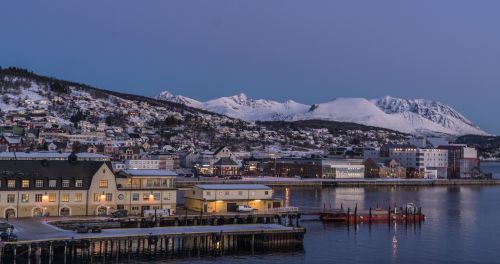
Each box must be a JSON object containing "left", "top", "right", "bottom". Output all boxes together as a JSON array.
[
  {"left": 203, "top": 93, "right": 310, "bottom": 121},
  {"left": 157, "top": 92, "right": 488, "bottom": 136}
]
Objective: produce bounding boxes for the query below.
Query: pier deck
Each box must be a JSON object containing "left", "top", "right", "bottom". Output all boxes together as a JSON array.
[
  {"left": 8, "top": 218, "right": 300, "bottom": 242},
  {"left": 1, "top": 219, "right": 305, "bottom": 263}
]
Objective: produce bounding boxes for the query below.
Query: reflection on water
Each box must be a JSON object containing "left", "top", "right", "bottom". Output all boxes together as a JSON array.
[
  {"left": 141, "top": 184, "right": 500, "bottom": 264},
  {"left": 138, "top": 163, "right": 500, "bottom": 264}
]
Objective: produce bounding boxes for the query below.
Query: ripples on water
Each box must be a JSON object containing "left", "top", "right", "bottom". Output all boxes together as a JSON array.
[{"left": 143, "top": 164, "right": 500, "bottom": 264}]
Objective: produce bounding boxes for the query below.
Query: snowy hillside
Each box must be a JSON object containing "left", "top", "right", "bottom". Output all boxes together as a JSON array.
[{"left": 157, "top": 91, "right": 488, "bottom": 136}]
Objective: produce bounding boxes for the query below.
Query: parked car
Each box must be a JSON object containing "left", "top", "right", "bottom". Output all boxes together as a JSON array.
[
  {"left": 0, "top": 232, "right": 18, "bottom": 242},
  {"left": 237, "top": 205, "right": 255, "bottom": 212},
  {"left": 75, "top": 224, "right": 89, "bottom": 233},
  {"left": 111, "top": 209, "right": 128, "bottom": 218},
  {"left": 0, "top": 222, "right": 14, "bottom": 232},
  {"left": 143, "top": 209, "right": 173, "bottom": 217},
  {"left": 74, "top": 224, "right": 102, "bottom": 233},
  {"left": 90, "top": 225, "right": 102, "bottom": 233}
]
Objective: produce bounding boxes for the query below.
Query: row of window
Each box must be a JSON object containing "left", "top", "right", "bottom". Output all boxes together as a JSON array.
[
  {"left": 3, "top": 193, "right": 83, "bottom": 203},
  {"left": 3, "top": 179, "right": 84, "bottom": 189},
  {"left": 202, "top": 191, "right": 268, "bottom": 196}
]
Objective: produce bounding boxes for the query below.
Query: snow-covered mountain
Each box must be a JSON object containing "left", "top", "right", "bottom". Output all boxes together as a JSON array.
[{"left": 157, "top": 92, "right": 488, "bottom": 136}]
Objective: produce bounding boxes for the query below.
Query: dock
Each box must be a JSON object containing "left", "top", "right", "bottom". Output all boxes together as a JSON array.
[{"left": 0, "top": 221, "right": 305, "bottom": 263}]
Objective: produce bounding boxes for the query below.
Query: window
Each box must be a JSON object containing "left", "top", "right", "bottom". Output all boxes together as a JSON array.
[
  {"left": 35, "top": 180, "right": 44, "bottom": 188},
  {"left": 75, "top": 180, "right": 83, "bottom": 188},
  {"left": 99, "top": 180, "right": 108, "bottom": 188},
  {"left": 250, "top": 191, "right": 255, "bottom": 196},
  {"left": 60, "top": 193, "right": 69, "bottom": 202},
  {"left": 94, "top": 193, "right": 101, "bottom": 202},
  {"left": 7, "top": 194, "right": 15, "bottom": 203},
  {"left": 35, "top": 194, "right": 43, "bottom": 202},
  {"left": 132, "top": 193, "right": 139, "bottom": 201},
  {"left": 225, "top": 191, "right": 229, "bottom": 195},
  {"left": 206, "top": 191, "right": 211, "bottom": 196},
  {"left": 22, "top": 180, "right": 29, "bottom": 188},
  {"left": 7, "top": 180, "right": 15, "bottom": 188},
  {"left": 154, "top": 193, "right": 160, "bottom": 201},
  {"left": 143, "top": 193, "right": 151, "bottom": 201},
  {"left": 21, "top": 193, "right": 29, "bottom": 203},
  {"left": 265, "top": 191, "right": 269, "bottom": 195},
  {"left": 49, "top": 180, "right": 57, "bottom": 188},
  {"left": 62, "top": 180, "right": 70, "bottom": 188},
  {"left": 238, "top": 191, "right": 243, "bottom": 196},
  {"left": 132, "top": 206, "right": 139, "bottom": 211},
  {"left": 75, "top": 193, "right": 82, "bottom": 202},
  {"left": 105, "top": 193, "right": 112, "bottom": 202},
  {"left": 49, "top": 193, "right": 56, "bottom": 202}
]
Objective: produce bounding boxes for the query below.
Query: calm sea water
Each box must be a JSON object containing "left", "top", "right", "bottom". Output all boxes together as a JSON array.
[{"left": 141, "top": 163, "right": 500, "bottom": 264}]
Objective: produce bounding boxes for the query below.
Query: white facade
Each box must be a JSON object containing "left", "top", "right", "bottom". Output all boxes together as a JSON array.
[
  {"left": 125, "top": 159, "right": 160, "bottom": 170},
  {"left": 417, "top": 149, "right": 448, "bottom": 179},
  {"left": 322, "top": 159, "right": 365, "bottom": 179},
  {"left": 463, "top": 147, "right": 478, "bottom": 159}
]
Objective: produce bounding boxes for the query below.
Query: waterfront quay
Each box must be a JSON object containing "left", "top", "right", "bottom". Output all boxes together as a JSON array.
[
  {"left": 0, "top": 219, "right": 305, "bottom": 263},
  {"left": 176, "top": 177, "right": 500, "bottom": 188}
]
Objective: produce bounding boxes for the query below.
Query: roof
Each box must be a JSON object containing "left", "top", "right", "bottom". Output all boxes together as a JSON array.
[
  {"left": 0, "top": 151, "right": 110, "bottom": 160},
  {"left": 0, "top": 160, "right": 108, "bottom": 190},
  {"left": 213, "top": 157, "right": 238, "bottom": 166},
  {"left": 195, "top": 184, "right": 271, "bottom": 190},
  {"left": 213, "top": 146, "right": 227, "bottom": 156},
  {"left": 121, "top": 169, "right": 177, "bottom": 177}
]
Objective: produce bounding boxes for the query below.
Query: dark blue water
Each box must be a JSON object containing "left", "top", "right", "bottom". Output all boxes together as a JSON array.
[{"left": 145, "top": 163, "right": 500, "bottom": 264}]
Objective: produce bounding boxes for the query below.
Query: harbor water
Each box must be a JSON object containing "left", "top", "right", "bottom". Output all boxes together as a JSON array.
[{"left": 141, "top": 163, "right": 500, "bottom": 264}]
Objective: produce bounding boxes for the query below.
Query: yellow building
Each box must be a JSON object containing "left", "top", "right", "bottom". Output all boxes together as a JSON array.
[
  {"left": 184, "top": 184, "right": 282, "bottom": 214},
  {"left": 0, "top": 155, "right": 177, "bottom": 218}
]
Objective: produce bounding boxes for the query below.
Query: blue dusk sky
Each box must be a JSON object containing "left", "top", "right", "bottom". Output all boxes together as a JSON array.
[{"left": 1, "top": 1, "right": 500, "bottom": 134}]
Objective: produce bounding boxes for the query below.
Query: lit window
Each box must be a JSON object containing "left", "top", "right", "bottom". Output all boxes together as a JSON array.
[
  {"left": 35, "top": 194, "right": 43, "bottom": 202},
  {"left": 99, "top": 180, "right": 108, "bottom": 188},
  {"left": 94, "top": 193, "right": 101, "bottom": 202},
  {"left": 35, "top": 180, "right": 44, "bottom": 188},
  {"left": 7, "top": 180, "right": 15, "bottom": 188},
  {"left": 49, "top": 193, "right": 56, "bottom": 202},
  {"left": 22, "top": 180, "right": 29, "bottom": 188},
  {"left": 61, "top": 193, "right": 69, "bottom": 202},
  {"left": 21, "top": 193, "right": 29, "bottom": 203},
  {"left": 62, "top": 180, "right": 70, "bottom": 188},
  {"left": 75, "top": 193, "right": 82, "bottom": 202},
  {"left": 143, "top": 193, "right": 150, "bottom": 201},
  {"left": 75, "top": 180, "right": 83, "bottom": 188}
]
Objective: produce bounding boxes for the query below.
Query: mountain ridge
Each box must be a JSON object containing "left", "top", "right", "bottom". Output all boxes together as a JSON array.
[{"left": 158, "top": 91, "right": 488, "bottom": 136}]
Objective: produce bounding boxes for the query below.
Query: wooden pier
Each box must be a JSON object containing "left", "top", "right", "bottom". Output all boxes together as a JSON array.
[{"left": 0, "top": 224, "right": 304, "bottom": 263}]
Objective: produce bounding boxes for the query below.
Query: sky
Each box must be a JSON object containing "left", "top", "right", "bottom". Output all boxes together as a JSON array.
[{"left": 1, "top": 1, "right": 500, "bottom": 133}]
